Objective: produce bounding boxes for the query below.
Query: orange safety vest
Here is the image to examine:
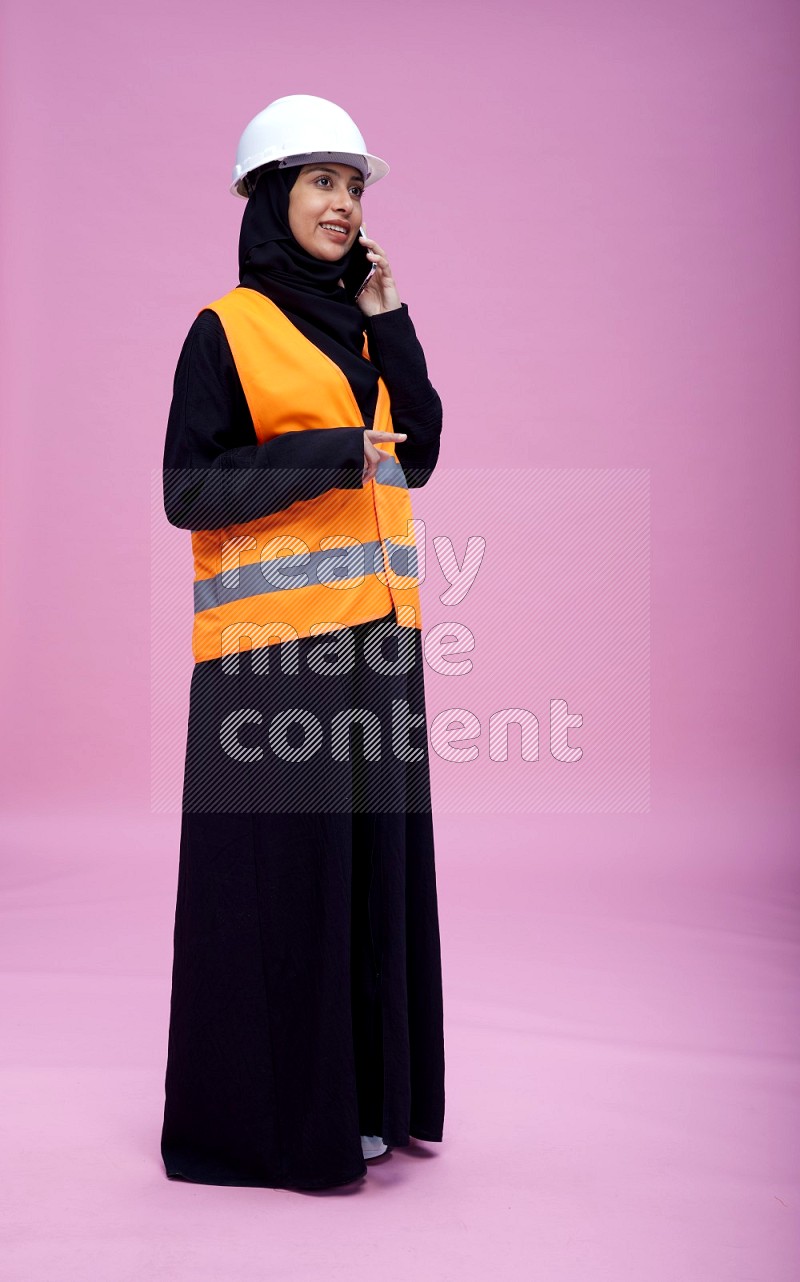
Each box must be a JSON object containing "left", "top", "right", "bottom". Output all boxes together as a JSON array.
[{"left": 190, "top": 286, "right": 423, "bottom": 664}]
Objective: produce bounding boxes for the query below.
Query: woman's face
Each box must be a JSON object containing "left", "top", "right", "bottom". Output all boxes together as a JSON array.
[{"left": 288, "top": 162, "right": 364, "bottom": 260}]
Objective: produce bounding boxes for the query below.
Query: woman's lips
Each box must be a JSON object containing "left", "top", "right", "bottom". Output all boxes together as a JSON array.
[{"left": 320, "top": 224, "right": 349, "bottom": 239}]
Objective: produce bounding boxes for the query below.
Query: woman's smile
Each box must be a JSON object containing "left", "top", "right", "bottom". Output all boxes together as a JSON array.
[{"left": 319, "top": 221, "right": 351, "bottom": 240}]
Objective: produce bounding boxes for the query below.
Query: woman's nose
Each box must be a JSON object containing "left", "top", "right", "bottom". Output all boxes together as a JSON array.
[{"left": 333, "top": 186, "right": 355, "bottom": 213}]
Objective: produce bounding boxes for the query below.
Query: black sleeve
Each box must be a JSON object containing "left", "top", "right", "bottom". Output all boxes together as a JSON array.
[
  {"left": 363, "top": 302, "right": 443, "bottom": 488},
  {"left": 162, "top": 309, "right": 366, "bottom": 529}
]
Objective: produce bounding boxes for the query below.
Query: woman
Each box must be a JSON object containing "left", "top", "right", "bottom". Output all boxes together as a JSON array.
[{"left": 160, "top": 95, "right": 445, "bottom": 1191}]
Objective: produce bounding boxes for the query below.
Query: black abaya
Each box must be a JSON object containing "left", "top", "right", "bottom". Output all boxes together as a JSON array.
[{"left": 159, "top": 271, "right": 445, "bottom": 1187}]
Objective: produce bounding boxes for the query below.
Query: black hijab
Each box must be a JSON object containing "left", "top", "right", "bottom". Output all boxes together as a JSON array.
[{"left": 237, "top": 165, "right": 380, "bottom": 425}]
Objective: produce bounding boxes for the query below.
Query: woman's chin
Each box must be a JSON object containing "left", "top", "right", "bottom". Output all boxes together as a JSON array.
[{"left": 307, "top": 245, "right": 348, "bottom": 263}]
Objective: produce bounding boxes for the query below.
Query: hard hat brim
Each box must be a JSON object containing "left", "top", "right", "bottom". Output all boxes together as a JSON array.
[{"left": 230, "top": 151, "right": 390, "bottom": 199}]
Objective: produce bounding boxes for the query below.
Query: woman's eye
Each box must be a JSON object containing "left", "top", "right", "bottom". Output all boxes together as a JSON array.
[{"left": 315, "top": 175, "right": 363, "bottom": 198}]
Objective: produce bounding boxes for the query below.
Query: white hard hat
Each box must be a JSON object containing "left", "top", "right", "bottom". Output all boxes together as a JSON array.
[{"left": 230, "top": 94, "right": 389, "bottom": 198}]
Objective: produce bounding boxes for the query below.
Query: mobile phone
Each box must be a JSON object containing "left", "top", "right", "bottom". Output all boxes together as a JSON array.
[{"left": 340, "top": 225, "right": 377, "bottom": 302}]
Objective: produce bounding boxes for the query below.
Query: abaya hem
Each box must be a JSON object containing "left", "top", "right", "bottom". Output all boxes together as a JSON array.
[
  {"left": 162, "top": 1132, "right": 442, "bottom": 1193},
  {"left": 163, "top": 1157, "right": 369, "bottom": 1192}
]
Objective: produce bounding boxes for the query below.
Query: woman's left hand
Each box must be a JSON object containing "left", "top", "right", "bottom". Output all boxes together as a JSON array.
[{"left": 354, "top": 234, "right": 402, "bottom": 316}]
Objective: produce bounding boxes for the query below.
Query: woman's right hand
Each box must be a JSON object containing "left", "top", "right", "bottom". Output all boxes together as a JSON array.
[{"left": 362, "top": 430, "right": 407, "bottom": 484}]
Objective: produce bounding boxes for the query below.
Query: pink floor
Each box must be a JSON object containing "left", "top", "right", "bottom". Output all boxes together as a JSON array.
[{"left": 2, "top": 778, "right": 797, "bottom": 1280}]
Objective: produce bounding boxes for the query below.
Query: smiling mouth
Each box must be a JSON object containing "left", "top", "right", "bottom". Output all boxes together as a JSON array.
[{"left": 320, "top": 224, "right": 350, "bottom": 238}]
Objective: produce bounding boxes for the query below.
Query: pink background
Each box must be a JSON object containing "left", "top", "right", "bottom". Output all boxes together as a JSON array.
[{"left": 2, "top": 0, "right": 799, "bottom": 1277}]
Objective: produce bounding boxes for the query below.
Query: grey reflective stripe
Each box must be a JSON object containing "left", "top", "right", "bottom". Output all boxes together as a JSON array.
[
  {"left": 374, "top": 455, "right": 408, "bottom": 488},
  {"left": 194, "top": 537, "right": 419, "bottom": 614}
]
